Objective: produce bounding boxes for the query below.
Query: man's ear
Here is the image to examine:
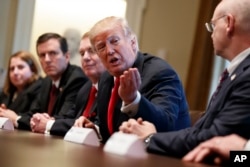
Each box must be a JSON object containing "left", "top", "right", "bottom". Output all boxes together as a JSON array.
[
  {"left": 226, "top": 14, "right": 235, "bottom": 36},
  {"left": 65, "top": 51, "right": 70, "bottom": 62},
  {"left": 131, "top": 36, "right": 137, "bottom": 53}
]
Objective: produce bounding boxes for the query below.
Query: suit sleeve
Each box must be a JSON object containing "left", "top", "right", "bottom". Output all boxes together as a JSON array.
[
  {"left": 50, "top": 118, "right": 75, "bottom": 136},
  {"left": 17, "top": 94, "right": 41, "bottom": 130},
  {"left": 17, "top": 80, "right": 43, "bottom": 130},
  {"left": 136, "top": 65, "right": 190, "bottom": 132},
  {"left": 53, "top": 71, "right": 88, "bottom": 119},
  {"left": 146, "top": 72, "right": 250, "bottom": 158}
]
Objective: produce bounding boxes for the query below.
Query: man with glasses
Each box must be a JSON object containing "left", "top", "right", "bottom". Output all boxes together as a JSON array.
[
  {"left": 205, "top": 15, "right": 227, "bottom": 33},
  {"left": 119, "top": 0, "right": 250, "bottom": 164}
]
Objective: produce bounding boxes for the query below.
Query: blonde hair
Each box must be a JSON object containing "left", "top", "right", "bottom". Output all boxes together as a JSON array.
[
  {"left": 89, "top": 16, "right": 139, "bottom": 52},
  {"left": 3, "top": 51, "right": 41, "bottom": 95},
  {"left": 81, "top": 31, "right": 90, "bottom": 39}
]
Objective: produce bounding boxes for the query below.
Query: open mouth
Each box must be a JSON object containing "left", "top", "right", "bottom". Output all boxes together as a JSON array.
[{"left": 110, "top": 57, "right": 119, "bottom": 64}]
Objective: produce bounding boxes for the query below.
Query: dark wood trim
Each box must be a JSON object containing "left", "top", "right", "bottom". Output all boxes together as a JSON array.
[{"left": 185, "top": 0, "right": 220, "bottom": 110}]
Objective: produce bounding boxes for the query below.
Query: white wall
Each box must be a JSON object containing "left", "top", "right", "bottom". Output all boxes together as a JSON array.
[{"left": 29, "top": 0, "right": 127, "bottom": 67}]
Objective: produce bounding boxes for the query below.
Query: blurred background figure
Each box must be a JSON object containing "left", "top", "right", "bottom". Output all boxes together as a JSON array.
[
  {"left": 0, "top": 51, "right": 42, "bottom": 122},
  {"left": 63, "top": 28, "right": 82, "bottom": 67},
  {"left": 0, "top": 68, "right": 7, "bottom": 89}
]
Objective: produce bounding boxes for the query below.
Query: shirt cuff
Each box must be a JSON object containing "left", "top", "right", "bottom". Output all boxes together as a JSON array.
[
  {"left": 121, "top": 91, "right": 141, "bottom": 117},
  {"left": 94, "top": 124, "right": 102, "bottom": 141},
  {"left": 15, "top": 116, "right": 21, "bottom": 128},
  {"left": 45, "top": 120, "right": 55, "bottom": 135},
  {"left": 244, "top": 140, "right": 250, "bottom": 151}
]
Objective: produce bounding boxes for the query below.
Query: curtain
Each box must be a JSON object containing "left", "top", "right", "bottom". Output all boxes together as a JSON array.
[{"left": 185, "top": 0, "right": 220, "bottom": 111}]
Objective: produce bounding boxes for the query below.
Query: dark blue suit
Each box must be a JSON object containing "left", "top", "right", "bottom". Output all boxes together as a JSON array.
[
  {"left": 147, "top": 55, "right": 250, "bottom": 158},
  {"left": 98, "top": 52, "right": 191, "bottom": 143},
  {"left": 49, "top": 81, "right": 98, "bottom": 136}
]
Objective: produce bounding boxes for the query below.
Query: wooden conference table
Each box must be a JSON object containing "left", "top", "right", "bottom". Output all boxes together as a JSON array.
[{"left": 0, "top": 130, "right": 219, "bottom": 167}]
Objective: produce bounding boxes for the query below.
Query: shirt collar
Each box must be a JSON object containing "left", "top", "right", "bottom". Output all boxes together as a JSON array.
[
  {"left": 93, "top": 82, "right": 98, "bottom": 91},
  {"left": 227, "top": 48, "right": 250, "bottom": 75},
  {"left": 52, "top": 80, "right": 60, "bottom": 88}
]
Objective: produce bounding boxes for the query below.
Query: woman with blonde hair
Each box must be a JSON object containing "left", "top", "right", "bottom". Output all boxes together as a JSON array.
[{"left": 0, "top": 51, "right": 42, "bottom": 123}]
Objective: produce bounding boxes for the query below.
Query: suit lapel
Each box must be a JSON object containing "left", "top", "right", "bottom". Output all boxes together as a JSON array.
[
  {"left": 76, "top": 81, "right": 92, "bottom": 117},
  {"left": 196, "top": 55, "right": 250, "bottom": 127},
  {"left": 98, "top": 73, "right": 114, "bottom": 128},
  {"left": 40, "top": 77, "right": 52, "bottom": 112}
]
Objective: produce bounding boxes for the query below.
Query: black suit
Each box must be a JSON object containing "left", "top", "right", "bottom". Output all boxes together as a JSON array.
[
  {"left": 98, "top": 52, "right": 191, "bottom": 143},
  {"left": 49, "top": 81, "right": 98, "bottom": 136},
  {"left": 147, "top": 55, "right": 250, "bottom": 158},
  {"left": 0, "top": 78, "right": 42, "bottom": 114},
  {"left": 17, "top": 64, "right": 88, "bottom": 130}
]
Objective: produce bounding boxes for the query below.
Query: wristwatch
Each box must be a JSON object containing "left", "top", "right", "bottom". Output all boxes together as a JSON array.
[{"left": 144, "top": 134, "right": 154, "bottom": 147}]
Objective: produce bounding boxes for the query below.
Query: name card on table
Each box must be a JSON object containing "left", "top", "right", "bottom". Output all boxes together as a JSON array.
[
  {"left": 104, "top": 132, "right": 147, "bottom": 158},
  {"left": 0, "top": 117, "right": 14, "bottom": 130},
  {"left": 64, "top": 127, "right": 100, "bottom": 147}
]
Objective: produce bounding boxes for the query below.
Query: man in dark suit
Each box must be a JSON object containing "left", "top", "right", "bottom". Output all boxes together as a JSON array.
[
  {"left": 15, "top": 33, "right": 88, "bottom": 131},
  {"left": 119, "top": 0, "right": 250, "bottom": 161},
  {"left": 44, "top": 32, "right": 106, "bottom": 136},
  {"left": 86, "top": 16, "right": 191, "bottom": 143}
]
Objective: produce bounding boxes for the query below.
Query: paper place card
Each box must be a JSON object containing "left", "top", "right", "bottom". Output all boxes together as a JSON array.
[
  {"left": 64, "top": 127, "right": 100, "bottom": 147},
  {"left": 0, "top": 117, "right": 14, "bottom": 130},
  {"left": 104, "top": 132, "right": 147, "bottom": 158}
]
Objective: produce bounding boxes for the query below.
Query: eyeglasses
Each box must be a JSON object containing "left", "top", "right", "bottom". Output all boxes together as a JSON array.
[{"left": 205, "top": 15, "right": 227, "bottom": 32}]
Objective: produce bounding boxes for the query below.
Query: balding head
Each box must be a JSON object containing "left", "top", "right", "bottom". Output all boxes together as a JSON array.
[{"left": 216, "top": 0, "right": 250, "bottom": 34}]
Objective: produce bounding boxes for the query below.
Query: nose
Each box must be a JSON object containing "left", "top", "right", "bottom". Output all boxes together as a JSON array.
[
  {"left": 82, "top": 52, "right": 91, "bottom": 62},
  {"left": 105, "top": 43, "right": 115, "bottom": 56},
  {"left": 83, "top": 51, "right": 90, "bottom": 59},
  {"left": 44, "top": 53, "right": 51, "bottom": 62},
  {"left": 13, "top": 67, "right": 19, "bottom": 74}
]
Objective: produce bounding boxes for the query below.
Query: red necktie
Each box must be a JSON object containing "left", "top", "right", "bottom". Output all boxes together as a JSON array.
[
  {"left": 107, "top": 77, "right": 120, "bottom": 134},
  {"left": 47, "top": 84, "right": 59, "bottom": 116},
  {"left": 83, "top": 86, "right": 97, "bottom": 118}
]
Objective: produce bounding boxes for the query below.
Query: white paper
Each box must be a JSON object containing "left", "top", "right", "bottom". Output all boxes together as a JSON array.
[
  {"left": 64, "top": 127, "right": 100, "bottom": 147},
  {"left": 104, "top": 132, "right": 147, "bottom": 158},
  {"left": 0, "top": 117, "right": 14, "bottom": 130}
]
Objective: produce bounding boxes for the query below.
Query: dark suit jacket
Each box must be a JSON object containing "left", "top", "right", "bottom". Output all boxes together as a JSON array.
[
  {"left": 98, "top": 52, "right": 191, "bottom": 143},
  {"left": 49, "top": 81, "right": 98, "bottom": 136},
  {"left": 17, "top": 64, "right": 88, "bottom": 130},
  {"left": 0, "top": 78, "right": 42, "bottom": 114},
  {"left": 147, "top": 55, "right": 250, "bottom": 158}
]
